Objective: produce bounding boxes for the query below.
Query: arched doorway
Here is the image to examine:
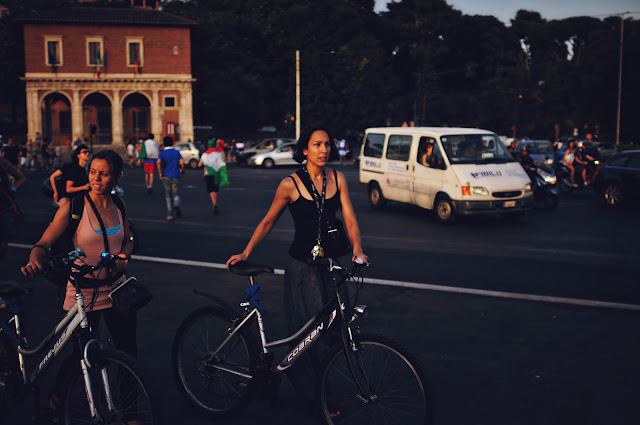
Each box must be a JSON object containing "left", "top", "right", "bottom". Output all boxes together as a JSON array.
[
  {"left": 123, "top": 93, "right": 151, "bottom": 142},
  {"left": 41, "top": 92, "right": 71, "bottom": 145},
  {"left": 83, "top": 92, "right": 113, "bottom": 144}
]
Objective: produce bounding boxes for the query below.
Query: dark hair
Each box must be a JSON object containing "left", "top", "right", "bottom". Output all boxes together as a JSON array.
[
  {"left": 292, "top": 124, "right": 338, "bottom": 163},
  {"left": 91, "top": 150, "right": 123, "bottom": 178},
  {"left": 163, "top": 136, "right": 174, "bottom": 147},
  {"left": 71, "top": 144, "right": 89, "bottom": 164},
  {"left": 147, "top": 133, "right": 155, "bottom": 140}
]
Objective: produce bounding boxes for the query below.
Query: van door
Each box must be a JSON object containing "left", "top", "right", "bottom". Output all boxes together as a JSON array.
[
  {"left": 383, "top": 134, "right": 413, "bottom": 203},
  {"left": 411, "top": 136, "right": 445, "bottom": 209}
]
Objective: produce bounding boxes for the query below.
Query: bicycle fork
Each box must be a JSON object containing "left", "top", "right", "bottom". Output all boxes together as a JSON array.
[{"left": 80, "top": 339, "right": 117, "bottom": 419}]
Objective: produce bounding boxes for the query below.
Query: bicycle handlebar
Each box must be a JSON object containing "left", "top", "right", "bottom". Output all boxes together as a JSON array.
[{"left": 44, "top": 248, "right": 129, "bottom": 276}]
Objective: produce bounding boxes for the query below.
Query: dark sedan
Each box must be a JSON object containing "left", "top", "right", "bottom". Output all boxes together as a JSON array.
[{"left": 593, "top": 150, "right": 640, "bottom": 207}]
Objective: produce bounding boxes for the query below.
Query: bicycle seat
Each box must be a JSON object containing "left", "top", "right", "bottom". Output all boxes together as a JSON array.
[
  {"left": 0, "top": 281, "right": 34, "bottom": 297},
  {"left": 229, "top": 262, "right": 274, "bottom": 277}
]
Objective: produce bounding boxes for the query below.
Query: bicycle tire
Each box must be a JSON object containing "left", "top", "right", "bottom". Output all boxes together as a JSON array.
[
  {"left": 319, "top": 333, "right": 434, "bottom": 425},
  {"left": 171, "top": 306, "right": 258, "bottom": 417},
  {"left": 0, "top": 333, "right": 20, "bottom": 419},
  {"left": 63, "top": 347, "right": 154, "bottom": 425}
]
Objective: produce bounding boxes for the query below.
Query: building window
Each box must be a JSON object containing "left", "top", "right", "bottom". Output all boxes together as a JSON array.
[
  {"left": 44, "top": 36, "right": 63, "bottom": 66},
  {"left": 164, "top": 96, "right": 176, "bottom": 108},
  {"left": 86, "top": 37, "right": 104, "bottom": 66},
  {"left": 126, "top": 37, "right": 144, "bottom": 68}
]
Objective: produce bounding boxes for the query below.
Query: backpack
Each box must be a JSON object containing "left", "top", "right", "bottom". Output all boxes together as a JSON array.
[{"left": 45, "top": 193, "right": 127, "bottom": 286}]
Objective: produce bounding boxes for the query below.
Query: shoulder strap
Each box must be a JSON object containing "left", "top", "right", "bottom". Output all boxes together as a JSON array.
[
  {"left": 333, "top": 169, "right": 339, "bottom": 192},
  {"left": 111, "top": 193, "right": 126, "bottom": 221},
  {"left": 85, "top": 194, "right": 110, "bottom": 253},
  {"left": 288, "top": 175, "right": 302, "bottom": 196},
  {"left": 296, "top": 168, "right": 315, "bottom": 200},
  {"left": 66, "top": 194, "right": 85, "bottom": 236}
]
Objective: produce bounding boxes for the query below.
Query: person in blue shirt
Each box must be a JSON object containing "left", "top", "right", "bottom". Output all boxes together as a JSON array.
[{"left": 157, "top": 136, "right": 184, "bottom": 220}]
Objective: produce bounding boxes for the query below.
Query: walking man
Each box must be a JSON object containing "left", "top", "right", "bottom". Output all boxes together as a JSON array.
[
  {"left": 138, "top": 133, "right": 159, "bottom": 194},
  {"left": 199, "top": 139, "right": 229, "bottom": 215},
  {"left": 157, "top": 136, "right": 184, "bottom": 221}
]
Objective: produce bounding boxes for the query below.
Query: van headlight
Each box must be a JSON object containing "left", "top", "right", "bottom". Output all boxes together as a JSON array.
[
  {"left": 471, "top": 187, "right": 489, "bottom": 196},
  {"left": 525, "top": 183, "right": 532, "bottom": 193}
]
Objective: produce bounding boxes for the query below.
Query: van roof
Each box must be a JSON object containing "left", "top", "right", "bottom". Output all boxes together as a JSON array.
[{"left": 365, "top": 127, "right": 495, "bottom": 136}]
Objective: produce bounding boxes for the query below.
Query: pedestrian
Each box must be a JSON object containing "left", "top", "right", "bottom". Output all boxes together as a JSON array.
[
  {"left": 53, "top": 143, "right": 64, "bottom": 169},
  {"left": 157, "top": 136, "right": 184, "bottom": 221},
  {"left": 137, "top": 133, "right": 159, "bottom": 194},
  {"left": 0, "top": 156, "right": 26, "bottom": 278},
  {"left": 337, "top": 138, "right": 348, "bottom": 165},
  {"left": 40, "top": 139, "right": 51, "bottom": 171},
  {"left": 49, "top": 144, "right": 91, "bottom": 207},
  {"left": 21, "top": 150, "right": 137, "bottom": 421},
  {"left": 19, "top": 142, "right": 28, "bottom": 170},
  {"left": 73, "top": 136, "right": 82, "bottom": 147},
  {"left": 29, "top": 139, "right": 38, "bottom": 171},
  {"left": 226, "top": 125, "right": 367, "bottom": 412},
  {"left": 126, "top": 138, "right": 136, "bottom": 168},
  {"left": 198, "top": 139, "right": 228, "bottom": 215}
]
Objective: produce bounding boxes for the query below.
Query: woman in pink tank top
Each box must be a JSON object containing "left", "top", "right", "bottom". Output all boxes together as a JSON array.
[{"left": 22, "top": 150, "right": 138, "bottom": 415}]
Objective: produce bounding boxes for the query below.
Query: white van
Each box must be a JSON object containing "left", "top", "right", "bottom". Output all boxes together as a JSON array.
[{"left": 359, "top": 127, "right": 533, "bottom": 223}]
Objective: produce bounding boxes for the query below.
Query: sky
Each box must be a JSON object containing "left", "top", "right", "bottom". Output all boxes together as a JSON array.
[{"left": 374, "top": 0, "right": 639, "bottom": 24}]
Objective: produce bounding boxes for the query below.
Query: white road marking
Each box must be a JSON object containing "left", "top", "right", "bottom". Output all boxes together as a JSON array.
[{"left": 9, "top": 243, "right": 639, "bottom": 312}]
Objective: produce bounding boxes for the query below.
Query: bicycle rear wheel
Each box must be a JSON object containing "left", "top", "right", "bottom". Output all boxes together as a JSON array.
[
  {"left": 63, "top": 347, "right": 154, "bottom": 425},
  {"left": 171, "top": 306, "right": 257, "bottom": 417},
  {"left": 320, "top": 333, "right": 434, "bottom": 425}
]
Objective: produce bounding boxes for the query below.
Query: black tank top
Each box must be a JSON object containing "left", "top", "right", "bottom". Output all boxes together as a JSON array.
[{"left": 288, "top": 168, "right": 342, "bottom": 261}]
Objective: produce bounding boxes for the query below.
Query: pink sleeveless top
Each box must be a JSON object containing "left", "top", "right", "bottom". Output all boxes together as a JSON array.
[{"left": 63, "top": 203, "right": 126, "bottom": 311}]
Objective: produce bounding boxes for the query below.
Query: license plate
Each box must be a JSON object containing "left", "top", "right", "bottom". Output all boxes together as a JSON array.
[{"left": 504, "top": 200, "right": 517, "bottom": 208}]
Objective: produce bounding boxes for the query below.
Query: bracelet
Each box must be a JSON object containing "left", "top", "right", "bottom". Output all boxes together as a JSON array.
[{"left": 31, "top": 244, "right": 48, "bottom": 253}]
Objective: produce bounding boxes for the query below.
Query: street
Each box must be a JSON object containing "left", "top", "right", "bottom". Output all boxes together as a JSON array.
[{"left": 4, "top": 162, "right": 640, "bottom": 425}]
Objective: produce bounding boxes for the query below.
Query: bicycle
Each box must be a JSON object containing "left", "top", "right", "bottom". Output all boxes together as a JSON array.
[
  {"left": 172, "top": 257, "right": 434, "bottom": 424},
  {"left": 0, "top": 247, "right": 154, "bottom": 424}
]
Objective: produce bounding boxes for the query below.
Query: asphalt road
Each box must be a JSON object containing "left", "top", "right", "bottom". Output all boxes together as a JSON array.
[{"left": 3, "top": 162, "right": 640, "bottom": 425}]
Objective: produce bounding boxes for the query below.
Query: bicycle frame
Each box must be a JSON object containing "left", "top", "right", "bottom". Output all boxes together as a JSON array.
[
  {"left": 208, "top": 265, "right": 354, "bottom": 379},
  {"left": 3, "top": 290, "right": 115, "bottom": 418}
]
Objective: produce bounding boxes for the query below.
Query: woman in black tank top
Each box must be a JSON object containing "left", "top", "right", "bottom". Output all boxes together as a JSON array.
[{"left": 226, "top": 125, "right": 367, "bottom": 408}]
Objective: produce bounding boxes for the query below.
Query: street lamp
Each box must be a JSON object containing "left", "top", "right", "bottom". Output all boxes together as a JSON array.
[{"left": 615, "top": 12, "right": 630, "bottom": 146}]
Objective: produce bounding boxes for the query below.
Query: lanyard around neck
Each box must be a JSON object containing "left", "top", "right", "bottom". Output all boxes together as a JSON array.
[{"left": 302, "top": 167, "right": 326, "bottom": 242}]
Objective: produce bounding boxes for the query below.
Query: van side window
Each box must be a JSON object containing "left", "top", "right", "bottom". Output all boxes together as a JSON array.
[
  {"left": 363, "top": 133, "right": 385, "bottom": 158},
  {"left": 386, "top": 135, "right": 412, "bottom": 161},
  {"left": 417, "top": 137, "right": 445, "bottom": 169}
]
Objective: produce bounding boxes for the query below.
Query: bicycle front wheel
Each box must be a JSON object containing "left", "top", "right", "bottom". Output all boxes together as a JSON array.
[
  {"left": 63, "top": 347, "right": 154, "bottom": 425},
  {"left": 320, "top": 333, "right": 434, "bottom": 425},
  {"left": 171, "top": 306, "right": 257, "bottom": 417}
]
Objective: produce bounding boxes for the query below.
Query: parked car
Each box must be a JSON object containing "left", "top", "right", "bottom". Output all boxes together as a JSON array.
[
  {"left": 175, "top": 141, "right": 201, "bottom": 168},
  {"left": 592, "top": 150, "right": 640, "bottom": 207},
  {"left": 236, "top": 137, "right": 295, "bottom": 164},
  {"left": 517, "top": 140, "right": 556, "bottom": 166},
  {"left": 248, "top": 142, "right": 299, "bottom": 168}
]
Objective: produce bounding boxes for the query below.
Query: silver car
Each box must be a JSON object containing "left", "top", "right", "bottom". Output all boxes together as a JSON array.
[
  {"left": 248, "top": 142, "right": 300, "bottom": 168},
  {"left": 175, "top": 142, "right": 201, "bottom": 168}
]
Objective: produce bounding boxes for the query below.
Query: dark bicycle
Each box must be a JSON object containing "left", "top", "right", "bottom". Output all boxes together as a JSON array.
[
  {"left": 0, "top": 248, "right": 154, "bottom": 424},
  {"left": 172, "top": 257, "right": 434, "bottom": 424}
]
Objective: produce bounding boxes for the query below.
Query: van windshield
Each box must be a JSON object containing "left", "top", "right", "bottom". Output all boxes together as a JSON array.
[{"left": 440, "top": 134, "right": 515, "bottom": 164}]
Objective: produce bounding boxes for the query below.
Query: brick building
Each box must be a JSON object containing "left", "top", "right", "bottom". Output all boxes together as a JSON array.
[{"left": 20, "top": 5, "right": 196, "bottom": 147}]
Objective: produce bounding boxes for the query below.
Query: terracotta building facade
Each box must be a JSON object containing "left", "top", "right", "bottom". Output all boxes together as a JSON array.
[{"left": 21, "top": 6, "right": 196, "bottom": 146}]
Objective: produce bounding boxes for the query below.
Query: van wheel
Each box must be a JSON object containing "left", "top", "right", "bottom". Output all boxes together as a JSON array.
[
  {"left": 368, "top": 184, "right": 386, "bottom": 209},
  {"left": 435, "top": 196, "right": 456, "bottom": 224},
  {"left": 189, "top": 159, "right": 199, "bottom": 169}
]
